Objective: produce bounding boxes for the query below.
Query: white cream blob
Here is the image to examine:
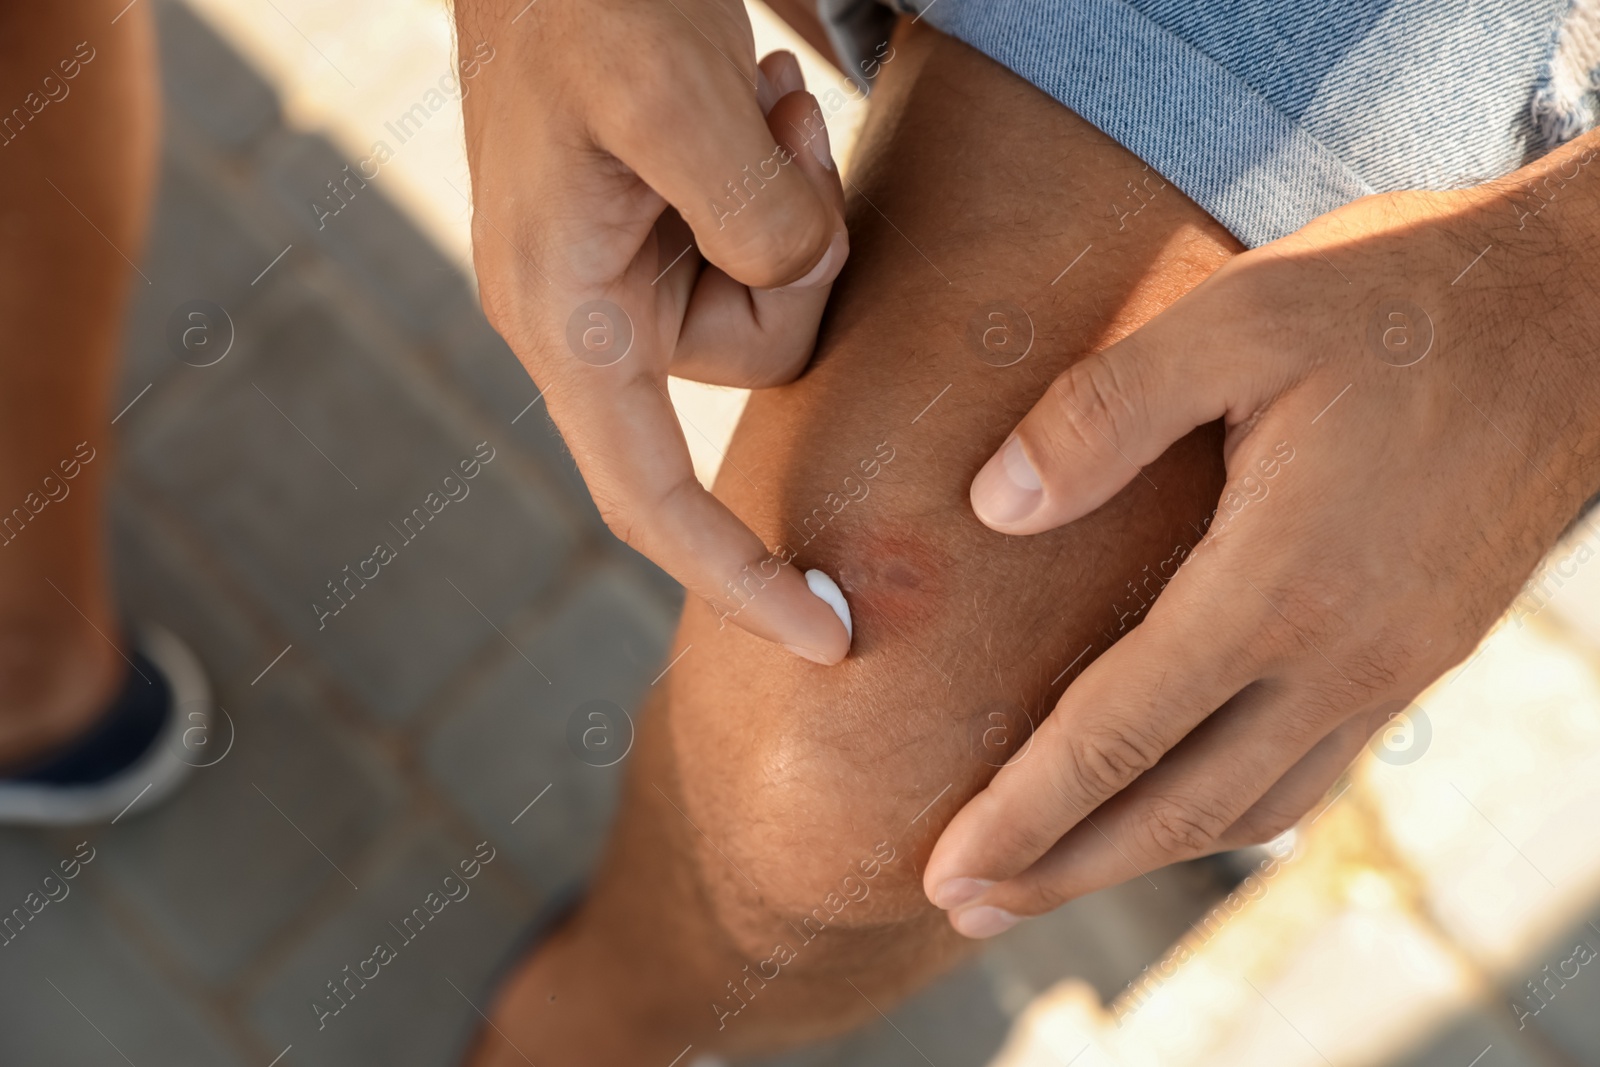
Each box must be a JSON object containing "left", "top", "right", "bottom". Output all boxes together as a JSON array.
[{"left": 804, "top": 568, "right": 852, "bottom": 643}]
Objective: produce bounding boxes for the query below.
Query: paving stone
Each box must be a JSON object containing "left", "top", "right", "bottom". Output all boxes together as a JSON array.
[
  {"left": 983, "top": 860, "right": 1233, "bottom": 1011},
  {"left": 603, "top": 535, "right": 688, "bottom": 622},
  {"left": 432, "top": 297, "right": 601, "bottom": 525},
  {"left": 424, "top": 570, "right": 675, "bottom": 896},
  {"left": 432, "top": 302, "right": 691, "bottom": 613},
  {"left": 155, "top": 0, "right": 281, "bottom": 154},
  {"left": 1359, "top": 621, "right": 1600, "bottom": 969},
  {"left": 1390, "top": 1008, "right": 1559, "bottom": 1067},
  {"left": 745, "top": 962, "right": 1011, "bottom": 1067},
  {"left": 432, "top": 298, "right": 692, "bottom": 618},
  {"left": 1520, "top": 510, "right": 1600, "bottom": 651},
  {"left": 247, "top": 829, "right": 531, "bottom": 1067},
  {"left": 108, "top": 484, "right": 272, "bottom": 686},
  {"left": 94, "top": 649, "right": 405, "bottom": 983},
  {"left": 102, "top": 492, "right": 405, "bottom": 982},
  {"left": 1200, "top": 903, "right": 1478, "bottom": 1067},
  {"left": 0, "top": 833, "right": 248, "bottom": 1066},
  {"left": 1503, "top": 901, "right": 1600, "bottom": 1064},
  {"left": 130, "top": 289, "right": 577, "bottom": 719},
  {"left": 432, "top": 303, "right": 694, "bottom": 614},
  {"left": 261, "top": 130, "right": 469, "bottom": 338},
  {"left": 117, "top": 139, "right": 283, "bottom": 410}
]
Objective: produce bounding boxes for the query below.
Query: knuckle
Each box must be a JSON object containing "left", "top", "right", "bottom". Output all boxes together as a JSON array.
[
  {"left": 1344, "top": 643, "right": 1405, "bottom": 696},
  {"left": 1287, "top": 685, "right": 1354, "bottom": 735},
  {"left": 991, "top": 795, "right": 1069, "bottom": 864},
  {"left": 1141, "top": 793, "right": 1232, "bottom": 858},
  {"left": 1042, "top": 358, "right": 1142, "bottom": 462},
  {"left": 591, "top": 489, "right": 639, "bottom": 548},
  {"left": 1249, "top": 673, "right": 1352, "bottom": 737},
  {"left": 473, "top": 263, "right": 551, "bottom": 366},
  {"left": 606, "top": 473, "right": 704, "bottom": 562},
  {"left": 1312, "top": 623, "right": 1429, "bottom": 703},
  {"left": 475, "top": 269, "right": 516, "bottom": 338},
  {"left": 584, "top": 438, "right": 696, "bottom": 557},
  {"left": 1057, "top": 722, "right": 1164, "bottom": 802},
  {"left": 1006, "top": 877, "right": 1072, "bottom": 918},
  {"left": 608, "top": 48, "right": 695, "bottom": 127},
  {"left": 727, "top": 346, "right": 809, "bottom": 389},
  {"left": 1246, "top": 578, "right": 1352, "bottom": 671},
  {"left": 714, "top": 202, "right": 830, "bottom": 288},
  {"left": 1203, "top": 628, "right": 1270, "bottom": 688}
]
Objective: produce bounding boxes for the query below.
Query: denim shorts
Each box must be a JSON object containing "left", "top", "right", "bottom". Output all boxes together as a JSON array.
[{"left": 818, "top": 0, "right": 1600, "bottom": 246}]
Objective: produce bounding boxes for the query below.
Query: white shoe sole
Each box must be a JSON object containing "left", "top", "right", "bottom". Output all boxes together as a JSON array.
[{"left": 0, "top": 624, "right": 212, "bottom": 826}]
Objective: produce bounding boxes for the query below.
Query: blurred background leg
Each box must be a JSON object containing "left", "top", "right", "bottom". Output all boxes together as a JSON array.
[{"left": 0, "top": 0, "right": 158, "bottom": 766}]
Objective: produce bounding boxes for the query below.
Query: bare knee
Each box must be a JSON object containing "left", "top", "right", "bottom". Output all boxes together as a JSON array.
[
  {"left": 656, "top": 11, "right": 1235, "bottom": 985},
  {"left": 666, "top": 644, "right": 967, "bottom": 966}
]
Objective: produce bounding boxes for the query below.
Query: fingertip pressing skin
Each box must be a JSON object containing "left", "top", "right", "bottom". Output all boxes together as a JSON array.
[
  {"left": 756, "top": 52, "right": 845, "bottom": 292},
  {"left": 779, "top": 229, "right": 848, "bottom": 290},
  {"left": 927, "top": 876, "right": 989, "bottom": 911},
  {"left": 925, "top": 792, "right": 1018, "bottom": 937},
  {"left": 929, "top": 867, "right": 1020, "bottom": 939},
  {"left": 763, "top": 88, "right": 846, "bottom": 291},
  {"left": 781, "top": 568, "right": 851, "bottom": 664},
  {"left": 756, "top": 50, "right": 804, "bottom": 116},
  {"left": 949, "top": 905, "right": 1020, "bottom": 939},
  {"left": 970, "top": 436, "right": 1043, "bottom": 530},
  {"left": 804, "top": 567, "right": 852, "bottom": 640}
]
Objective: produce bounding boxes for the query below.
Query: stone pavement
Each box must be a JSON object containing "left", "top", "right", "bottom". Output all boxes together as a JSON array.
[{"left": 0, "top": 5, "right": 1221, "bottom": 1065}]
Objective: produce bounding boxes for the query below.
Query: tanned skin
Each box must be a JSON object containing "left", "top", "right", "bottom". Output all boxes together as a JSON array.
[
  {"left": 0, "top": 1, "right": 158, "bottom": 770},
  {"left": 469, "top": 22, "right": 1242, "bottom": 1066}
]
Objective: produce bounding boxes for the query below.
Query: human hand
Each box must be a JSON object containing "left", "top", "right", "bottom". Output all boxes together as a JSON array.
[
  {"left": 925, "top": 134, "right": 1600, "bottom": 936},
  {"left": 455, "top": 0, "right": 851, "bottom": 663}
]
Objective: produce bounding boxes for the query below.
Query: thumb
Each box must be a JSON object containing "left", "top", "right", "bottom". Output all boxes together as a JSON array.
[
  {"left": 970, "top": 332, "right": 1229, "bottom": 533},
  {"left": 597, "top": 50, "right": 843, "bottom": 291}
]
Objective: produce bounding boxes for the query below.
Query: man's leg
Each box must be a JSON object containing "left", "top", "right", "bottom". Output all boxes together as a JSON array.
[
  {"left": 0, "top": 1, "right": 158, "bottom": 766},
  {"left": 472, "top": 21, "right": 1239, "bottom": 1065}
]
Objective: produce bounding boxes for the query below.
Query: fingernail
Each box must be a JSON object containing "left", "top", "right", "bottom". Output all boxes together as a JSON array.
[
  {"left": 931, "top": 877, "right": 993, "bottom": 910},
  {"left": 804, "top": 568, "right": 852, "bottom": 641},
  {"left": 971, "top": 437, "right": 1042, "bottom": 527},
  {"left": 951, "top": 905, "right": 1020, "bottom": 939},
  {"left": 757, "top": 52, "right": 803, "bottom": 116},
  {"left": 756, "top": 69, "right": 780, "bottom": 116},
  {"left": 781, "top": 230, "right": 848, "bottom": 290},
  {"left": 784, "top": 644, "right": 832, "bottom": 665},
  {"left": 769, "top": 51, "right": 804, "bottom": 99},
  {"left": 807, "top": 115, "right": 835, "bottom": 171}
]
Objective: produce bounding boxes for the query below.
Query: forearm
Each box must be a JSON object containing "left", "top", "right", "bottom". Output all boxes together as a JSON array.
[
  {"left": 1503, "top": 124, "right": 1600, "bottom": 240},
  {"left": 1460, "top": 123, "right": 1600, "bottom": 498},
  {"left": 1525, "top": 126, "right": 1600, "bottom": 483}
]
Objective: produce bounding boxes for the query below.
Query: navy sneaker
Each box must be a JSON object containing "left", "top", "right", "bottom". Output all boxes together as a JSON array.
[{"left": 0, "top": 625, "right": 211, "bottom": 825}]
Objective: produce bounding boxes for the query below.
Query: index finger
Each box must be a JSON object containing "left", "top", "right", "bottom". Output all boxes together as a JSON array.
[{"left": 548, "top": 362, "right": 851, "bottom": 664}]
